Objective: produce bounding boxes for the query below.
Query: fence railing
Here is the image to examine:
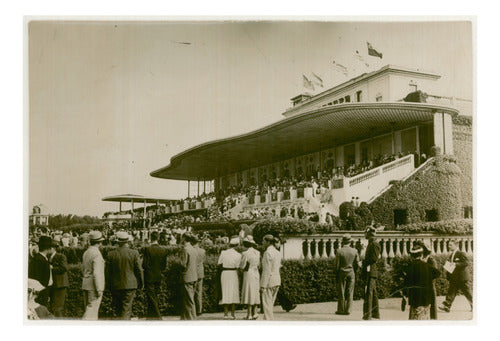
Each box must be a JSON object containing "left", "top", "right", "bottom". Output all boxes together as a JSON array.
[{"left": 281, "top": 231, "right": 473, "bottom": 260}]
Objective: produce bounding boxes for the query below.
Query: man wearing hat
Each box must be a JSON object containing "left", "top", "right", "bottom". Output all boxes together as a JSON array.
[
  {"left": 82, "top": 230, "right": 106, "bottom": 320},
  {"left": 333, "top": 234, "right": 360, "bottom": 315},
  {"left": 362, "top": 226, "right": 381, "bottom": 320},
  {"left": 49, "top": 243, "right": 69, "bottom": 317},
  {"left": 180, "top": 232, "right": 199, "bottom": 320},
  {"left": 28, "top": 235, "right": 56, "bottom": 307},
  {"left": 106, "top": 231, "right": 144, "bottom": 320},
  {"left": 193, "top": 235, "right": 206, "bottom": 316},
  {"left": 142, "top": 231, "right": 168, "bottom": 320},
  {"left": 260, "top": 234, "right": 282, "bottom": 320},
  {"left": 439, "top": 239, "right": 473, "bottom": 313}
]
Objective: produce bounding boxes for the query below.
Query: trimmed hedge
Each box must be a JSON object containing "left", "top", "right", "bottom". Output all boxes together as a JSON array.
[
  {"left": 61, "top": 253, "right": 472, "bottom": 318},
  {"left": 396, "top": 219, "right": 473, "bottom": 235},
  {"left": 252, "top": 219, "right": 341, "bottom": 244}
]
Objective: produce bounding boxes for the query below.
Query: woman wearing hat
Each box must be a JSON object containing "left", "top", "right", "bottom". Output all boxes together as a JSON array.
[
  {"left": 217, "top": 236, "right": 242, "bottom": 319},
  {"left": 239, "top": 236, "right": 260, "bottom": 320},
  {"left": 404, "top": 243, "right": 440, "bottom": 320},
  {"left": 28, "top": 279, "right": 53, "bottom": 320}
]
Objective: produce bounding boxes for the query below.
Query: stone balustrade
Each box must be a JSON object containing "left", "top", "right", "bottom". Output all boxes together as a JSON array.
[{"left": 281, "top": 232, "right": 473, "bottom": 260}]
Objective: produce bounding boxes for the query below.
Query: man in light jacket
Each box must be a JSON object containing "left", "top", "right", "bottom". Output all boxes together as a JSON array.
[
  {"left": 81, "top": 231, "right": 105, "bottom": 320},
  {"left": 260, "top": 234, "right": 282, "bottom": 320},
  {"left": 180, "top": 233, "right": 198, "bottom": 320}
]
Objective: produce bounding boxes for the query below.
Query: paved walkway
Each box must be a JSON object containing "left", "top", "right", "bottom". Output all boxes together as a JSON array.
[{"left": 160, "top": 296, "right": 472, "bottom": 322}]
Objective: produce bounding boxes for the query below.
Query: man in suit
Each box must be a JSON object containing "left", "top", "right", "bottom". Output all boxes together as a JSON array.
[
  {"left": 362, "top": 226, "right": 381, "bottom": 320},
  {"left": 180, "top": 233, "right": 198, "bottom": 320},
  {"left": 106, "top": 231, "right": 144, "bottom": 320},
  {"left": 193, "top": 236, "right": 206, "bottom": 316},
  {"left": 334, "top": 234, "right": 360, "bottom": 315},
  {"left": 49, "top": 245, "right": 69, "bottom": 317},
  {"left": 439, "top": 240, "right": 473, "bottom": 312},
  {"left": 28, "top": 236, "right": 56, "bottom": 307},
  {"left": 82, "top": 230, "right": 106, "bottom": 320},
  {"left": 142, "top": 231, "right": 168, "bottom": 320},
  {"left": 260, "top": 234, "right": 282, "bottom": 320}
]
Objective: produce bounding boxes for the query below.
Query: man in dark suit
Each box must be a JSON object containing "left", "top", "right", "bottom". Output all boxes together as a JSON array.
[
  {"left": 106, "top": 231, "right": 144, "bottom": 320},
  {"left": 334, "top": 234, "right": 360, "bottom": 315},
  {"left": 439, "top": 240, "right": 473, "bottom": 312},
  {"left": 28, "top": 236, "right": 56, "bottom": 307},
  {"left": 142, "top": 231, "right": 168, "bottom": 320},
  {"left": 49, "top": 246, "right": 69, "bottom": 317},
  {"left": 362, "top": 227, "right": 381, "bottom": 320},
  {"left": 180, "top": 233, "right": 198, "bottom": 320},
  {"left": 193, "top": 236, "right": 206, "bottom": 316}
]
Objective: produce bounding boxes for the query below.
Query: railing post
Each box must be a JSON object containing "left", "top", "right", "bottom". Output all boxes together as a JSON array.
[
  {"left": 395, "top": 238, "right": 402, "bottom": 257},
  {"left": 381, "top": 239, "right": 388, "bottom": 260},
  {"left": 388, "top": 238, "right": 395, "bottom": 259},
  {"left": 402, "top": 238, "right": 408, "bottom": 257},
  {"left": 442, "top": 239, "right": 449, "bottom": 254}
]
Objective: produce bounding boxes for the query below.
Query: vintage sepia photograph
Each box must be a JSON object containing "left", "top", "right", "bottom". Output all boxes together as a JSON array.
[{"left": 26, "top": 19, "right": 474, "bottom": 323}]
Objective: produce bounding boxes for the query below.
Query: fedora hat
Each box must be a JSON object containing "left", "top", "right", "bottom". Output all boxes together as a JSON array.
[
  {"left": 341, "top": 234, "right": 352, "bottom": 245},
  {"left": 365, "top": 226, "right": 377, "bottom": 236},
  {"left": 37, "top": 236, "right": 56, "bottom": 250},
  {"left": 263, "top": 234, "right": 276, "bottom": 243},
  {"left": 229, "top": 236, "right": 240, "bottom": 246},
  {"left": 243, "top": 235, "right": 257, "bottom": 246},
  {"left": 89, "top": 230, "right": 104, "bottom": 242},
  {"left": 410, "top": 244, "right": 424, "bottom": 254},
  {"left": 116, "top": 231, "right": 130, "bottom": 243}
]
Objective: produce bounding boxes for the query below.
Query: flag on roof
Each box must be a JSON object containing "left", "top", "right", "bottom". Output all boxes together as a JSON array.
[
  {"left": 332, "top": 61, "right": 348, "bottom": 76},
  {"left": 302, "top": 75, "right": 315, "bottom": 91},
  {"left": 367, "top": 42, "right": 383, "bottom": 58},
  {"left": 311, "top": 72, "right": 324, "bottom": 88}
]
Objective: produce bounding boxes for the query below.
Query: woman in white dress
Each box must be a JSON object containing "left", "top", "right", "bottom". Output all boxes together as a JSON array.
[
  {"left": 218, "top": 237, "right": 242, "bottom": 319},
  {"left": 240, "top": 236, "right": 261, "bottom": 320}
]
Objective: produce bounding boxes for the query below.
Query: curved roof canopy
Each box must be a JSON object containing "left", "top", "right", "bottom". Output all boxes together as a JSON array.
[
  {"left": 150, "top": 102, "right": 459, "bottom": 181},
  {"left": 102, "top": 194, "right": 177, "bottom": 204}
]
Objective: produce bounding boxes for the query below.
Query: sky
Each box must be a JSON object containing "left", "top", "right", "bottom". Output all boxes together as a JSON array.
[{"left": 28, "top": 20, "right": 473, "bottom": 217}]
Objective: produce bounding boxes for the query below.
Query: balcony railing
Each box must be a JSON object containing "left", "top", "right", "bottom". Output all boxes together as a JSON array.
[{"left": 282, "top": 231, "right": 473, "bottom": 260}]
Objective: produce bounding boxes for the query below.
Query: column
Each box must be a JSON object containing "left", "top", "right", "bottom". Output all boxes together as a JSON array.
[
  {"left": 415, "top": 125, "right": 421, "bottom": 160},
  {"left": 187, "top": 180, "right": 190, "bottom": 198},
  {"left": 355, "top": 142, "right": 361, "bottom": 165},
  {"left": 143, "top": 200, "right": 147, "bottom": 228},
  {"left": 119, "top": 201, "right": 122, "bottom": 212}
]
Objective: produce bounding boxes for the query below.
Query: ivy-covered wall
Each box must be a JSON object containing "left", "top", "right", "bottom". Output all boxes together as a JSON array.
[
  {"left": 452, "top": 115, "right": 473, "bottom": 208},
  {"left": 368, "top": 155, "right": 463, "bottom": 228}
]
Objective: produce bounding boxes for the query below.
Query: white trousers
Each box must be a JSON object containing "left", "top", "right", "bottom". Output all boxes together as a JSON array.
[{"left": 261, "top": 286, "right": 279, "bottom": 320}]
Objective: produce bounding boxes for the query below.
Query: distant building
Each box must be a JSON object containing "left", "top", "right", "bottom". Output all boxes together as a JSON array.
[{"left": 29, "top": 204, "right": 49, "bottom": 226}]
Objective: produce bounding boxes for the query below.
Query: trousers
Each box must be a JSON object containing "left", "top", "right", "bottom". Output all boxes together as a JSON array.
[
  {"left": 194, "top": 278, "right": 203, "bottom": 315},
  {"left": 443, "top": 279, "right": 473, "bottom": 309},
  {"left": 111, "top": 289, "right": 136, "bottom": 320},
  {"left": 363, "top": 277, "right": 379, "bottom": 320},
  {"left": 262, "top": 286, "right": 280, "bottom": 320},
  {"left": 145, "top": 282, "right": 162, "bottom": 319},
  {"left": 82, "top": 290, "right": 103, "bottom": 320},
  {"left": 181, "top": 281, "right": 197, "bottom": 320},
  {"left": 50, "top": 287, "right": 67, "bottom": 317},
  {"left": 337, "top": 271, "right": 355, "bottom": 314}
]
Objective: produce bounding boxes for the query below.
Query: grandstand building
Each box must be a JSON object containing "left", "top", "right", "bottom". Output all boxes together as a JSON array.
[{"left": 150, "top": 65, "right": 473, "bottom": 227}]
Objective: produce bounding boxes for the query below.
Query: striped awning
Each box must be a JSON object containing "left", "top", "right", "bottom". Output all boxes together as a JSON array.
[{"left": 150, "top": 102, "right": 459, "bottom": 180}]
